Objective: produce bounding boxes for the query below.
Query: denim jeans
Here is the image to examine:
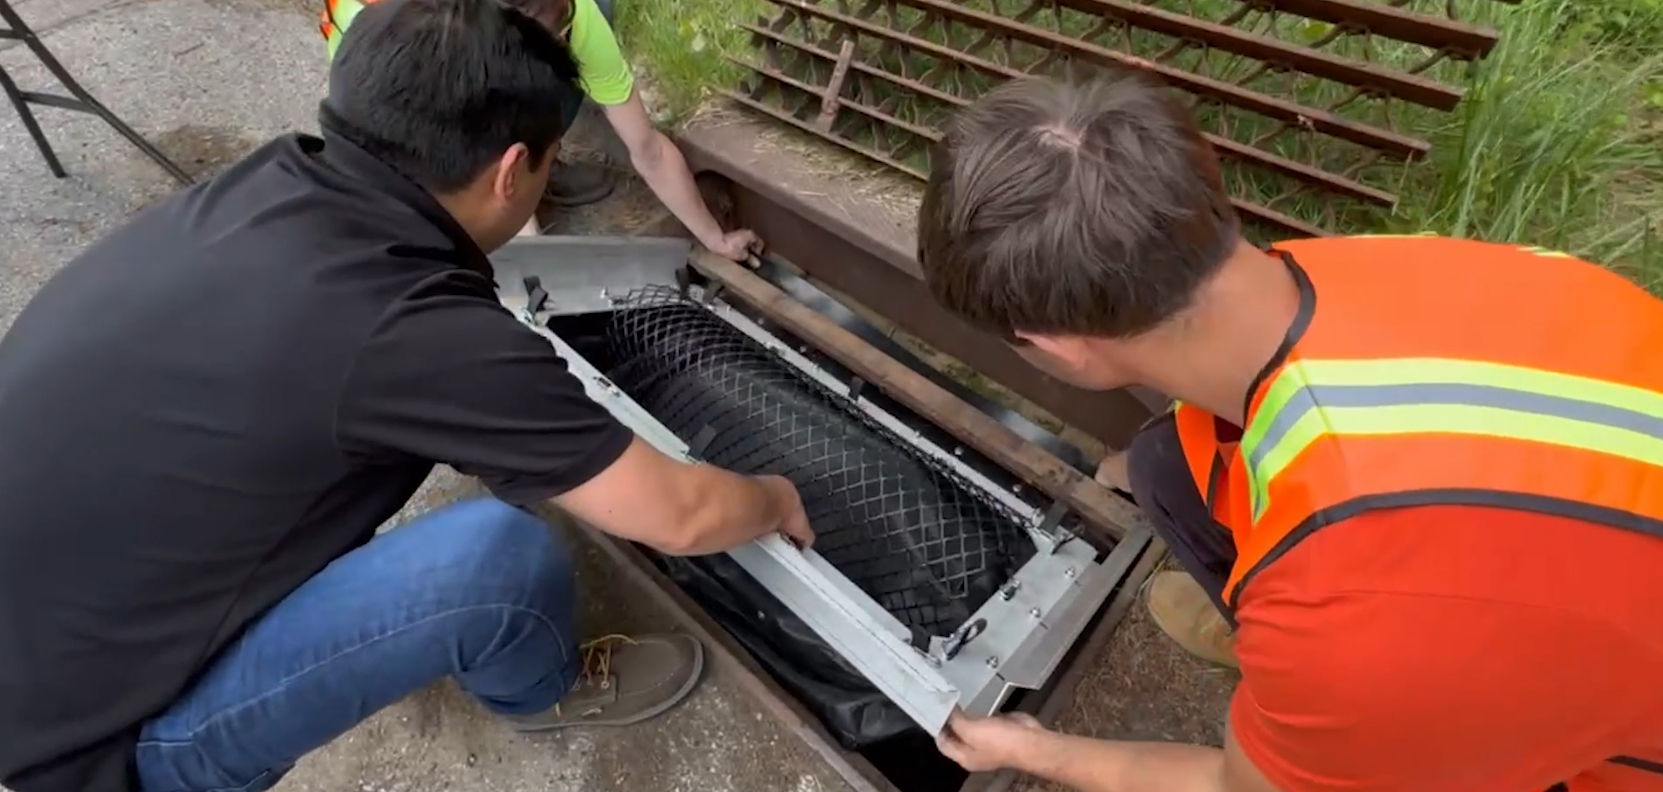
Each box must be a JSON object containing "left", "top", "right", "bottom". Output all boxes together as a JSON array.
[{"left": 133, "top": 498, "right": 580, "bottom": 792}]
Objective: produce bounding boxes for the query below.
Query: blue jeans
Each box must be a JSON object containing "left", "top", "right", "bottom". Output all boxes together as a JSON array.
[{"left": 133, "top": 499, "right": 580, "bottom": 792}]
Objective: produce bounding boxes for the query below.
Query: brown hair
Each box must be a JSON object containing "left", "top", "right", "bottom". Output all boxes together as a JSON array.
[{"left": 917, "top": 68, "right": 1239, "bottom": 340}]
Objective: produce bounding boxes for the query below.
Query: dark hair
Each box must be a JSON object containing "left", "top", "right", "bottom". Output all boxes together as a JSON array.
[
  {"left": 917, "top": 68, "right": 1239, "bottom": 340},
  {"left": 501, "top": 0, "right": 572, "bottom": 31},
  {"left": 326, "top": 0, "right": 583, "bottom": 192}
]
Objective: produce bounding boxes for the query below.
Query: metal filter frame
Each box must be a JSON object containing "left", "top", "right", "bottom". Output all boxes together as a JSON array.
[{"left": 492, "top": 235, "right": 1147, "bottom": 737}]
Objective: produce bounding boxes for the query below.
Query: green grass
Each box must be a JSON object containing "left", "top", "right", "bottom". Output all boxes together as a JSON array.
[
  {"left": 1369, "top": 0, "right": 1663, "bottom": 287},
  {"left": 615, "top": 0, "right": 1663, "bottom": 286},
  {"left": 613, "top": 0, "right": 764, "bottom": 119}
]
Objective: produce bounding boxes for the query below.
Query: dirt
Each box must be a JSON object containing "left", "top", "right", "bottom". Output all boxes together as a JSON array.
[
  {"left": 146, "top": 124, "right": 262, "bottom": 179},
  {"left": 1012, "top": 604, "right": 1239, "bottom": 791}
]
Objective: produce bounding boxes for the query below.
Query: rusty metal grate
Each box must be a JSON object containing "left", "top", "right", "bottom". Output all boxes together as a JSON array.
[{"left": 727, "top": 0, "right": 1508, "bottom": 237}]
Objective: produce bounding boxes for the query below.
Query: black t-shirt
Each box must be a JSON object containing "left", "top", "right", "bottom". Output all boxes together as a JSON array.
[{"left": 0, "top": 127, "right": 633, "bottom": 792}]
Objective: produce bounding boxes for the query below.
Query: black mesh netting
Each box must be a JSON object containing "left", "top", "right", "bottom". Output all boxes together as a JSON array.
[{"left": 599, "top": 285, "right": 1035, "bottom": 748}]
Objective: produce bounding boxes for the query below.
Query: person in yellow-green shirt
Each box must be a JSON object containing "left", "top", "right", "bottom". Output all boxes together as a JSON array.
[{"left": 319, "top": 0, "right": 762, "bottom": 259}]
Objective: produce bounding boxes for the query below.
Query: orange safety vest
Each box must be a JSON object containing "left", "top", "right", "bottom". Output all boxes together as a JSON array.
[
  {"left": 319, "top": 0, "right": 373, "bottom": 47},
  {"left": 1175, "top": 235, "right": 1663, "bottom": 612}
]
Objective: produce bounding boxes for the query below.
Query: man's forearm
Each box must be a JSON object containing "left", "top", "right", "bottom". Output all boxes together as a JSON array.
[
  {"left": 670, "top": 463, "right": 781, "bottom": 554},
  {"left": 631, "top": 131, "right": 725, "bottom": 245},
  {"left": 1015, "top": 731, "right": 1228, "bottom": 792}
]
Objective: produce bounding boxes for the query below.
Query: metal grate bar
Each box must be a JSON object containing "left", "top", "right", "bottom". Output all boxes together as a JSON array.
[{"left": 730, "top": 0, "right": 1504, "bottom": 236}]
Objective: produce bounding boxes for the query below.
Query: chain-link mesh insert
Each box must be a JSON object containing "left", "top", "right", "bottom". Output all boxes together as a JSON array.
[{"left": 603, "top": 286, "right": 1036, "bottom": 642}]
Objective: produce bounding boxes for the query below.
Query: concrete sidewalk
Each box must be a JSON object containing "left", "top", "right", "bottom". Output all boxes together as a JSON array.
[{"left": 0, "top": 1, "right": 848, "bottom": 790}]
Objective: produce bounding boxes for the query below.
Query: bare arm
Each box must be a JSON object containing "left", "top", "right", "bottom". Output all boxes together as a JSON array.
[
  {"left": 602, "top": 91, "right": 758, "bottom": 260},
  {"left": 552, "top": 435, "right": 813, "bottom": 555},
  {"left": 937, "top": 712, "right": 1275, "bottom": 792}
]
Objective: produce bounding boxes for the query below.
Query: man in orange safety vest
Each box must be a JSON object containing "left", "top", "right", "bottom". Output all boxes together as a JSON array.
[{"left": 914, "top": 68, "right": 1663, "bottom": 792}]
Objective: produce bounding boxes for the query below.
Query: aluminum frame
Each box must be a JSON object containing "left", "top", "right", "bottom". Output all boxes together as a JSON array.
[{"left": 492, "top": 236, "right": 1134, "bottom": 734}]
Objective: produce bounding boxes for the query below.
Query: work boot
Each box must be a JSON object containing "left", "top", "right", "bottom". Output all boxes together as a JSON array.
[
  {"left": 503, "top": 633, "right": 705, "bottom": 731},
  {"left": 544, "top": 158, "right": 616, "bottom": 208},
  {"left": 1145, "top": 571, "right": 1239, "bottom": 668}
]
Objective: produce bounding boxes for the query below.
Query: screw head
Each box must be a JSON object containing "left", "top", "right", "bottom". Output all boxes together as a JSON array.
[
  {"left": 1029, "top": 607, "right": 1042, "bottom": 618},
  {"left": 1064, "top": 567, "right": 1076, "bottom": 578},
  {"left": 985, "top": 656, "right": 999, "bottom": 669}
]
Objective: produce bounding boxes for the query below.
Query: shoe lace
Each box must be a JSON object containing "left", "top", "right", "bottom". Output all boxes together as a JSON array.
[
  {"left": 550, "top": 634, "right": 638, "bottom": 719},
  {"left": 578, "top": 633, "right": 637, "bottom": 690}
]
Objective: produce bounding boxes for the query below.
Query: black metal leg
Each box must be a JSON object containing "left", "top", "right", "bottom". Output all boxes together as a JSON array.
[
  {"left": 54, "top": 84, "right": 193, "bottom": 185},
  {"left": 0, "top": 62, "right": 65, "bottom": 178},
  {"left": 0, "top": 0, "right": 194, "bottom": 186}
]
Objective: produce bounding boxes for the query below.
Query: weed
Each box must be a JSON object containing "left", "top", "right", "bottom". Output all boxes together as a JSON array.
[{"left": 616, "top": 0, "right": 1663, "bottom": 286}]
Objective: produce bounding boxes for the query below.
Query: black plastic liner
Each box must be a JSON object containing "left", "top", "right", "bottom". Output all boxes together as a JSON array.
[{"left": 600, "top": 287, "right": 1035, "bottom": 749}]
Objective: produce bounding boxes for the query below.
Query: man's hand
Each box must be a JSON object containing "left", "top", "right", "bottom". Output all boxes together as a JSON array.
[
  {"left": 705, "top": 228, "right": 763, "bottom": 262},
  {"left": 1096, "top": 450, "right": 1131, "bottom": 492},
  {"left": 758, "top": 474, "right": 815, "bottom": 549},
  {"left": 936, "top": 710, "right": 1049, "bottom": 773}
]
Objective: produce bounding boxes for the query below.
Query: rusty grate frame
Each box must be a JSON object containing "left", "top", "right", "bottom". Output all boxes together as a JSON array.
[{"left": 727, "top": 0, "right": 1508, "bottom": 238}]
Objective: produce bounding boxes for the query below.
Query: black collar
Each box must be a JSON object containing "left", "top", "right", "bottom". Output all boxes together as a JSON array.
[
  {"left": 1241, "top": 250, "right": 1317, "bottom": 421},
  {"left": 313, "top": 103, "right": 495, "bottom": 278}
]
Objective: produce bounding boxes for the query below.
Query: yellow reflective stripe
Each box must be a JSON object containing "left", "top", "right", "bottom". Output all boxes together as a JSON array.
[
  {"left": 324, "top": 0, "right": 366, "bottom": 61},
  {"left": 1241, "top": 358, "right": 1663, "bottom": 520},
  {"left": 1275, "top": 358, "right": 1663, "bottom": 417}
]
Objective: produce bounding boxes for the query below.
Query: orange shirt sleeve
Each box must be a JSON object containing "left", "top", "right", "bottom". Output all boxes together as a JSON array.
[{"left": 1225, "top": 507, "right": 1662, "bottom": 792}]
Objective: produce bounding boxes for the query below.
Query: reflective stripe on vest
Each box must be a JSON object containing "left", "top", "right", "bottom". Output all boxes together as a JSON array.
[
  {"left": 320, "top": 0, "right": 373, "bottom": 57},
  {"left": 1166, "top": 237, "right": 1663, "bottom": 610},
  {"left": 1241, "top": 357, "right": 1663, "bottom": 524},
  {"left": 1169, "top": 237, "right": 1663, "bottom": 779}
]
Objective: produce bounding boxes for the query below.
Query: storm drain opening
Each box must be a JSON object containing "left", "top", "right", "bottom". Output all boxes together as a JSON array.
[
  {"left": 604, "top": 287, "right": 1038, "bottom": 643},
  {"left": 503, "top": 240, "right": 1143, "bottom": 792},
  {"left": 550, "top": 289, "right": 1046, "bottom": 788}
]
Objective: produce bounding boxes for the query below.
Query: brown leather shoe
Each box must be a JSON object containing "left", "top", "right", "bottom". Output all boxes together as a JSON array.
[
  {"left": 1145, "top": 571, "right": 1239, "bottom": 668},
  {"left": 504, "top": 633, "right": 704, "bottom": 731}
]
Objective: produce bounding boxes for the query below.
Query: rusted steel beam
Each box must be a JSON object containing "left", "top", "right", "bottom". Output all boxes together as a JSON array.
[
  {"left": 815, "top": 39, "right": 857, "bottom": 131},
  {"left": 1251, "top": 0, "right": 1499, "bottom": 56},
  {"left": 731, "top": 82, "right": 1326, "bottom": 238},
  {"left": 728, "top": 57, "right": 942, "bottom": 142},
  {"left": 727, "top": 91, "right": 925, "bottom": 175},
  {"left": 767, "top": 0, "right": 1429, "bottom": 159},
  {"left": 692, "top": 250, "right": 1150, "bottom": 541},
  {"left": 862, "top": 0, "right": 1427, "bottom": 159},
  {"left": 1061, "top": 0, "right": 1463, "bottom": 110},
  {"left": 733, "top": 75, "right": 1330, "bottom": 237},
  {"left": 672, "top": 130, "right": 1159, "bottom": 445},
  {"left": 741, "top": 22, "right": 1397, "bottom": 210}
]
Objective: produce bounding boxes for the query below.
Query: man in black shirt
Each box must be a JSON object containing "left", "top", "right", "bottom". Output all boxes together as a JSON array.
[{"left": 0, "top": 2, "right": 812, "bottom": 791}]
